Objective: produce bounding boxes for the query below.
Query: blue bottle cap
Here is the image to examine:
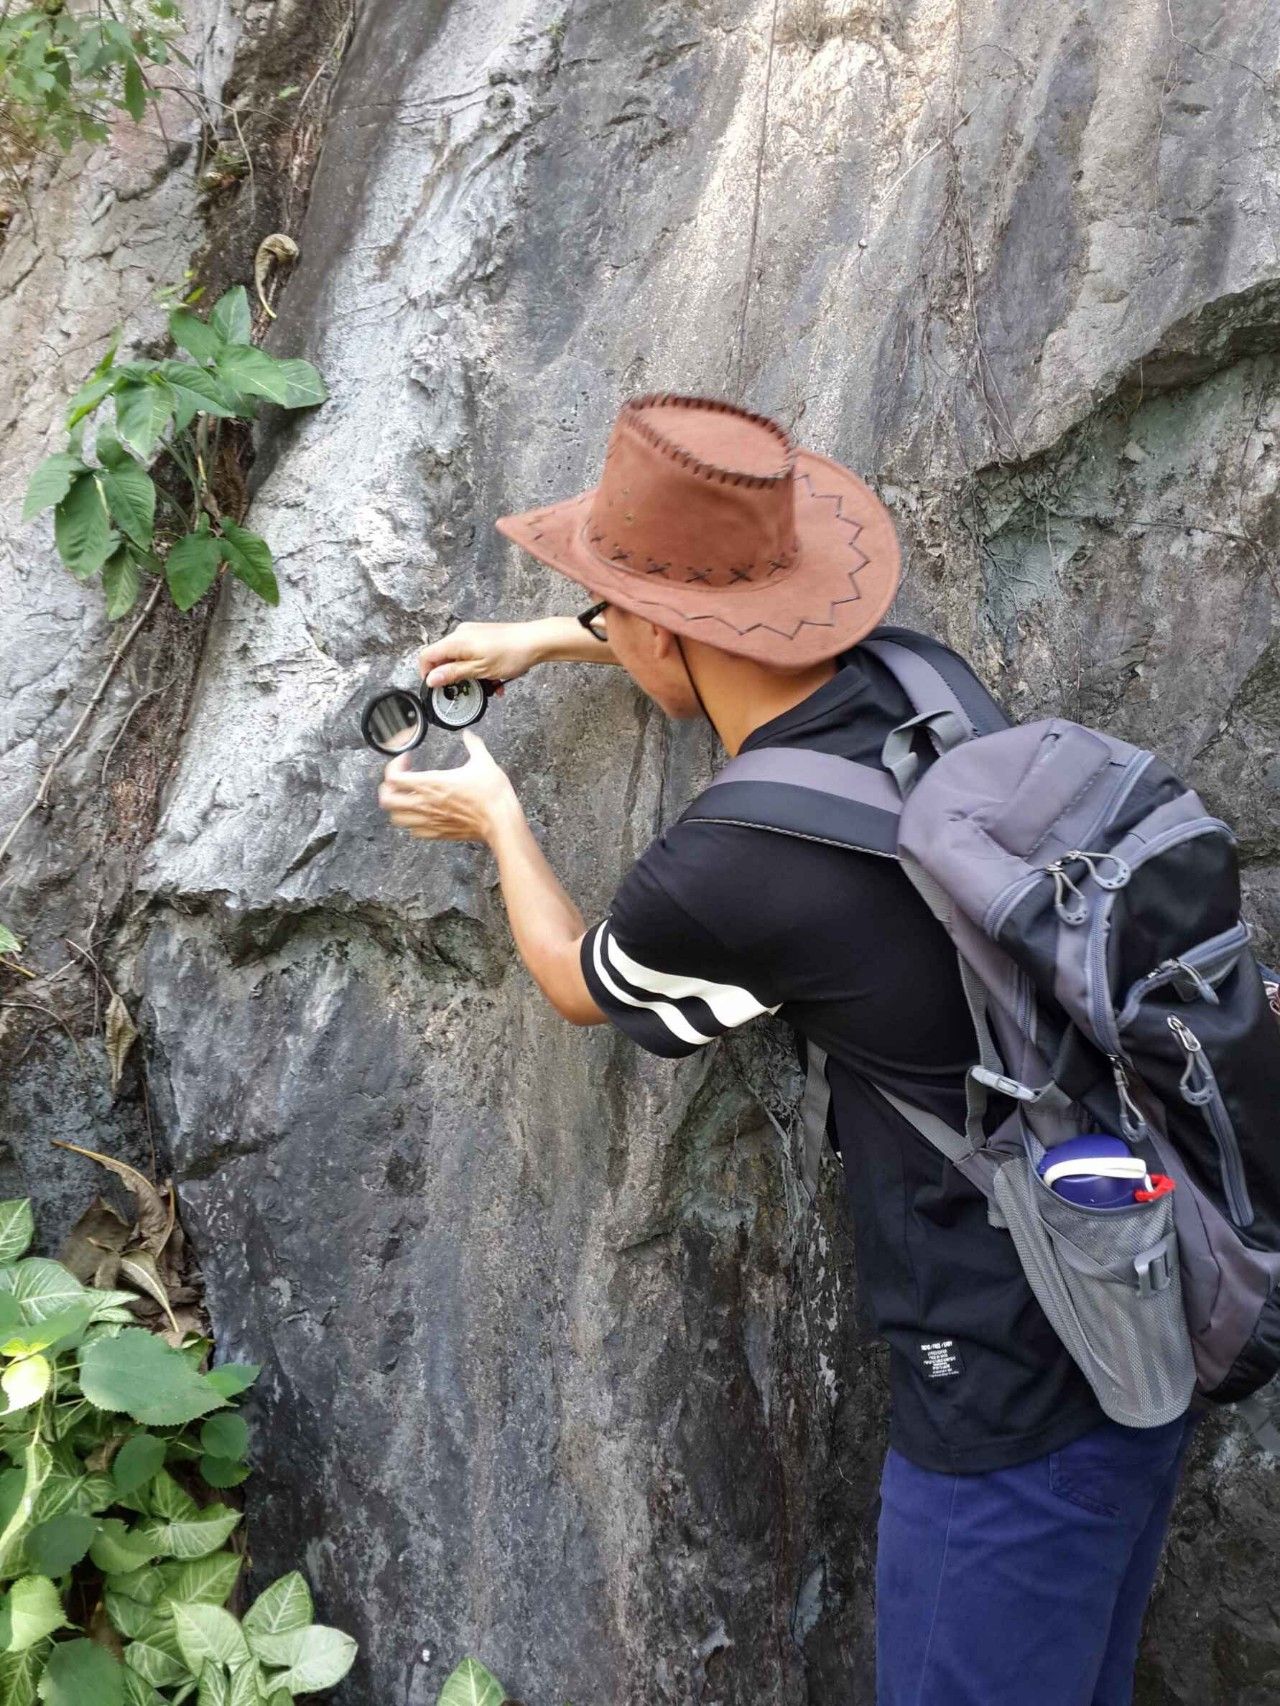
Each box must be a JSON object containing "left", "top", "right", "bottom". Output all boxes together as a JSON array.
[{"left": 1037, "top": 1135, "right": 1148, "bottom": 1208}]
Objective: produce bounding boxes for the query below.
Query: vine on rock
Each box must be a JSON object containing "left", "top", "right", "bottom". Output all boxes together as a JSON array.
[{"left": 23, "top": 284, "right": 326, "bottom": 620}]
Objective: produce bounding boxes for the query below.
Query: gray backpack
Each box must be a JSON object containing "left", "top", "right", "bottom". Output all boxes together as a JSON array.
[{"left": 682, "top": 628, "right": 1280, "bottom": 1437}]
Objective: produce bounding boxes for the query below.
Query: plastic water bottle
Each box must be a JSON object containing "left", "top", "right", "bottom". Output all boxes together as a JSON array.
[{"left": 1036, "top": 1135, "right": 1153, "bottom": 1207}]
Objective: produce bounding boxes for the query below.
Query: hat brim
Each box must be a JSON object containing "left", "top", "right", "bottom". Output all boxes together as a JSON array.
[{"left": 494, "top": 449, "right": 901, "bottom": 667}]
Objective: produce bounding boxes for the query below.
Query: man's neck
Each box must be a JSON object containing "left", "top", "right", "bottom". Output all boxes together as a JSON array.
[{"left": 685, "top": 639, "right": 839, "bottom": 756}]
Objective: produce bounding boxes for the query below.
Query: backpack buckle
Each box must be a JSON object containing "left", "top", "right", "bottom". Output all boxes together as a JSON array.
[
  {"left": 969, "top": 1065, "right": 1039, "bottom": 1102},
  {"left": 1134, "top": 1233, "right": 1176, "bottom": 1296}
]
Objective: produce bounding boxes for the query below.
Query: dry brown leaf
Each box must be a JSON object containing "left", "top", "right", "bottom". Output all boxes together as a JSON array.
[
  {"left": 104, "top": 991, "right": 138, "bottom": 1095},
  {"left": 161, "top": 1303, "right": 206, "bottom": 1348},
  {"left": 119, "top": 1250, "right": 181, "bottom": 1338},
  {"left": 89, "top": 1598, "right": 125, "bottom": 1658},
  {"left": 254, "top": 231, "right": 299, "bottom": 319},
  {"left": 51, "top": 1140, "right": 174, "bottom": 1253},
  {"left": 93, "top": 1253, "right": 122, "bottom": 1291},
  {"left": 59, "top": 1197, "right": 131, "bottom": 1282}
]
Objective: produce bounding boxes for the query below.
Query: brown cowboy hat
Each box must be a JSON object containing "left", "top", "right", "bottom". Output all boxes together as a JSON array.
[{"left": 495, "top": 393, "right": 901, "bottom": 666}]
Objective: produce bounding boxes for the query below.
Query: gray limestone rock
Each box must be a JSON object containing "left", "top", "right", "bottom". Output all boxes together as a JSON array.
[{"left": 3, "top": 1, "right": 1279, "bottom": 1701}]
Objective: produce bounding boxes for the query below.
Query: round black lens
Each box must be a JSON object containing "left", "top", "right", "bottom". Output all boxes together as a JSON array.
[{"left": 361, "top": 689, "right": 425, "bottom": 755}]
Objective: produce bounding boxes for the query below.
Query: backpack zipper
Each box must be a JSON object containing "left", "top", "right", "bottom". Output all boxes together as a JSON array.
[
  {"left": 1084, "top": 817, "right": 1237, "bottom": 1061},
  {"left": 1115, "top": 920, "right": 1253, "bottom": 1030},
  {"left": 1166, "top": 1014, "right": 1255, "bottom": 1226}
]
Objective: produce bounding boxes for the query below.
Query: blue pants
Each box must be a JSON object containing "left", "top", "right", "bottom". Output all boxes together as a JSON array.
[{"left": 876, "top": 1412, "right": 1198, "bottom": 1706}]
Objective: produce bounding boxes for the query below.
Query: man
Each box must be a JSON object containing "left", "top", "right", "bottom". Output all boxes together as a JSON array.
[{"left": 377, "top": 394, "right": 1196, "bottom": 1706}]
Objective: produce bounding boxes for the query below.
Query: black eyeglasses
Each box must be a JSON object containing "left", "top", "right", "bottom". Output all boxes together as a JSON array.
[{"left": 576, "top": 601, "right": 609, "bottom": 643}]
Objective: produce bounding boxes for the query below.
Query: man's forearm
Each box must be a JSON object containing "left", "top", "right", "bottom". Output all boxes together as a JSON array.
[
  {"left": 529, "top": 615, "right": 618, "bottom": 667},
  {"left": 486, "top": 791, "right": 603, "bottom": 1024}
]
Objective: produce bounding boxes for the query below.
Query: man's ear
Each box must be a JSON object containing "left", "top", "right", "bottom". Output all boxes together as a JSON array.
[{"left": 650, "top": 623, "right": 677, "bottom": 660}]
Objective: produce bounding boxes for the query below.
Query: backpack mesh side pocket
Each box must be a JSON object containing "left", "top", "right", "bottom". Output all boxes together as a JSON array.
[{"left": 992, "top": 1156, "right": 1196, "bottom": 1427}]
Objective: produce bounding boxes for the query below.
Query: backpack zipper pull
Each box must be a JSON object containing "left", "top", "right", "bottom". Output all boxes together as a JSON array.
[
  {"left": 1167, "top": 1014, "right": 1212, "bottom": 1104},
  {"left": 1159, "top": 956, "right": 1220, "bottom": 1005},
  {"left": 1109, "top": 1054, "right": 1148, "bottom": 1140},
  {"left": 1046, "top": 861, "right": 1089, "bottom": 925},
  {"left": 1063, "top": 849, "right": 1132, "bottom": 890}
]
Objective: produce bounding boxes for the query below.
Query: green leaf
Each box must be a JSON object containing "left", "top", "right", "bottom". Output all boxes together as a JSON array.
[
  {"left": 0, "top": 1648, "right": 45, "bottom": 1706},
  {"left": 209, "top": 288, "right": 251, "bottom": 348},
  {"left": 0, "top": 1205, "right": 34, "bottom": 1267},
  {"left": 160, "top": 364, "right": 239, "bottom": 431},
  {"left": 197, "top": 1458, "right": 248, "bottom": 1490},
  {"left": 198, "top": 1416, "right": 247, "bottom": 1463},
  {"left": 99, "top": 462, "right": 155, "bottom": 548},
  {"left": 102, "top": 548, "right": 143, "bottom": 620},
  {"left": 79, "top": 1330, "right": 226, "bottom": 1426},
  {"left": 242, "top": 1574, "right": 311, "bottom": 1641},
  {"left": 66, "top": 374, "right": 119, "bottom": 430},
  {"left": 94, "top": 337, "right": 122, "bottom": 381},
  {"left": 269, "top": 360, "right": 327, "bottom": 410},
  {"left": 104, "top": 1590, "right": 159, "bottom": 1641},
  {"left": 94, "top": 432, "right": 132, "bottom": 470},
  {"left": 265, "top": 1626, "right": 357, "bottom": 1696},
  {"left": 148, "top": 1472, "right": 198, "bottom": 1523},
  {"left": 167, "top": 314, "right": 225, "bottom": 367},
  {"left": 121, "top": 1638, "right": 188, "bottom": 1690},
  {"left": 169, "top": 1605, "right": 249, "bottom": 1673},
  {"left": 0, "top": 1302, "right": 94, "bottom": 1357},
  {"left": 89, "top": 1520, "right": 160, "bottom": 1576},
  {"left": 121, "top": 1671, "right": 166, "bottom": 1706},
  {"left": 112, "top": 1436, "right": 166, "bottom": 1498},
  {"left": 0, "top": 1260, "right": 84, "bottom": 1324},
  {"left": 0, "top": 930, "right": 20, "bottom": 960},
  {"left": 436, "top": 1659, "right": 506, "bottom": 1706},
  {"left": 1, "top": 1576, "right": 67, "bottom": 1652},
  {"left": 23, "top": 1512, "right": 97, "bottom": 1576},
  {"left": 36, "top": 1639, "right": 124, "bottom": 1706},
  {"left": 122, "top": 58, "right": 145, "bottom": 123},
  {"left": 1, "top": 1358, "right": 50, "bottom": 1414},
  {"left": 195, "top": 1666, "right": 228, "bottom": 1706},
  {"left": 22, "top": 454, "right": 85, "bottom": 521},
  {"left": 214, "top": 346, "right": 295, "bottom": 406},
  {"left": 217, "top": 521, "right": 277, "bottom": 605},
  {"left": 223, "top": 1661, "right": 262, "bottom": 1706},
  {"left": 157, "top": 1552, "right": 241, "bottom": 1609},
  {"left": 109, "top": 1566, "right": 165, "bottom": 1607},
  {"left": 203, "top": 1366, "right": 259, "bottom": 1401},
  {"left": 53, "top": 474, "right": 115, "bottom": 579},
  {"left": 114, "top": 382, "right": 174, "bottom": 460},
  {"left": 138, "top": 1506, "right": 239, "bottom": 1562},
  {"left": 164, "top": 533, "right": 221, "bottom": 613}
]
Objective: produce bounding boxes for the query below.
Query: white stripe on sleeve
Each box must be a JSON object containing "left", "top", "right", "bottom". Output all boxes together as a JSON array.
[
  {"left": 590, "top": 925, "right": 713, "bottom": 1047},
  {"left": 603, "top": 932, "right": 777, "bottom": 1030}
]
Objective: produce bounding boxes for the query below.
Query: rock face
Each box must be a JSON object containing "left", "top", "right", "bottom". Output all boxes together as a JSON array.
[{"left": 3, "top": 1, "right": 1280, "bottom": 1702}]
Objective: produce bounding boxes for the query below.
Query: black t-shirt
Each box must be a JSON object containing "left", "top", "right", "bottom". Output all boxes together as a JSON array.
[{"left": 580, "top": 629, "right": 1105, "bottom": 1473}]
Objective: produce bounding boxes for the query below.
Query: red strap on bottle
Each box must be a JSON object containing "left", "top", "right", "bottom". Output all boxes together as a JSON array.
[{"left": 1134, "top": 1174, "right": 1175, "bottom": 1203}]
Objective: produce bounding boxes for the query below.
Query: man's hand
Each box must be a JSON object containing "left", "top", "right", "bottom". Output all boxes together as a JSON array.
[
  {"left": 418, "top": 616, "right": 617, "bottom": 688},
  {"left": 378, "top": 731, "right": 518, "bottom": 845},
  {"left": 418, "top": 621, "right": 546, "bottom": 689}
]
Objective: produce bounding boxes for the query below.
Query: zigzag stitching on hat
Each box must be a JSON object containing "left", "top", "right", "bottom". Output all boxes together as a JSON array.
[{"left": 626, "top": 468, "right": 881, "bottom": 638}]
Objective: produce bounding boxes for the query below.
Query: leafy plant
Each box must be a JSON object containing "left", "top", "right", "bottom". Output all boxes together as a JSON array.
[
  {"left": 437, "top": 1658, "right": 510, "bottom": 1706},
  {"left": 0, "top": 1195, "right": 356, "bottom": 1703},
  {"left": 23, "top": 284, "right": 326, "bottom": 619},
  {"left": 0, "top": 1, "right": 182, "bottom": 157}
]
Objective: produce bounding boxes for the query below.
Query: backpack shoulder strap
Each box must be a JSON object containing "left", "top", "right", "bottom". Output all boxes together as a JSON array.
[
  {"left": 862, "top": 626, "right": 1010, "bottom": 736},
  {"left": 678, "top": 746, "right": 902, "bottom": 857}
]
